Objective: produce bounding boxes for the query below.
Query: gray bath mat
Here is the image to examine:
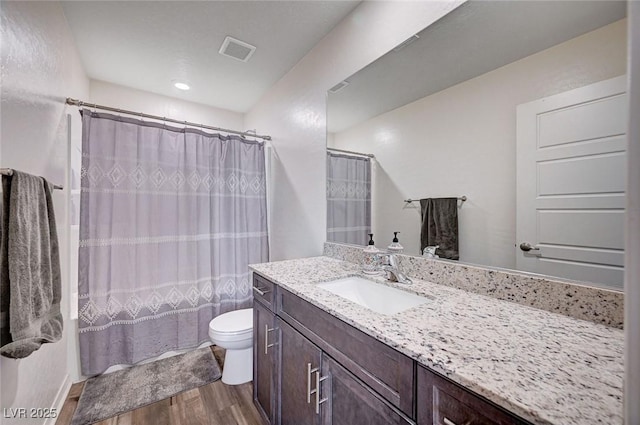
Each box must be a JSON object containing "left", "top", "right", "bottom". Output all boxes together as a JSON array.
[{"left": 71, "top": 347, "right": 221, "bottom": 425}]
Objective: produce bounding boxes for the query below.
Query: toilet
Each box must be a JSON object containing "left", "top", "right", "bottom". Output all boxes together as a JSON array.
[{"left": 208, "top": 308, "right": 254, "bottom": 385}]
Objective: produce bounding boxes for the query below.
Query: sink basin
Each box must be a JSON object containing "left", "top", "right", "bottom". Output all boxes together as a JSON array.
[{"left": 317, "top": 276, "right": 430, "bottom": 315}]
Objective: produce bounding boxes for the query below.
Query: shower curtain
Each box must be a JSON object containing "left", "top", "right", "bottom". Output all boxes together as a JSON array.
[
  {"left": 326, "top": 152, "right": 371, "bottom": 246},
  {"left": 78, "top": 110, "right": 268, "bottom": 375}
]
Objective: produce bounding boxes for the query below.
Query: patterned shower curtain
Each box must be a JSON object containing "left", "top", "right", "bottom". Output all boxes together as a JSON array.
[
  {"left": 78, "top": 110, "right": 268, "bottom": 375},
  {"left": 326, "top": 152, "right": 371, "bottom": 246}
]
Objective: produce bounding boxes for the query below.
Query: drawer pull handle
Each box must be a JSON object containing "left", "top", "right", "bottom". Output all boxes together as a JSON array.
[
  {"left": 264, "top": 325, "right": 276, "bottom": 355},
  {"left": 315, "top": 370, "right": 329, "bottom": 414},
  {"left": 253, "top": 286, "right": 270, "bottom": 296},
  {"left": 307, "top": 363, "right": 319, "bottom": 403}
]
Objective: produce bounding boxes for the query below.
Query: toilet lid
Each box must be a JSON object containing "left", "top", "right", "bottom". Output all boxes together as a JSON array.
[{"left": 209, "top": 308, "right": 253, "bottom": 334}]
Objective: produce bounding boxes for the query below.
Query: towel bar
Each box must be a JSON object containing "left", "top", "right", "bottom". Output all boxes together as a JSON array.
[
  {"left": 0, "top": 168, "right": 64, "bottom": 190},
  {"left": 404, "top": 196, "right": 466, "bottom": 204}
]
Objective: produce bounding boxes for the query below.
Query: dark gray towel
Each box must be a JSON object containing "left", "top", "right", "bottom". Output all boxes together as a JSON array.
[
  {"left": 420, "top": 198, "right": 459, "bottom": 260},
  {"left": 0, "top": 171, "right": 63, "bottom": 358}
]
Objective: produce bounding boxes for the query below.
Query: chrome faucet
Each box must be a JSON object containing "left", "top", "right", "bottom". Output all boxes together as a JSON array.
[{"left": 379, "top": 253, "right": 412, "bottom": 284}]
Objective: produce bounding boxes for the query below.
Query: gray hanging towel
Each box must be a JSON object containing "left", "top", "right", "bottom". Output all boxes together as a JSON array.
[
  {"left": 0, "top": 171, "right": 63, "bottom": 358},
  {"left": 419, "top": 198, "right": 459, "bottom": 260}
]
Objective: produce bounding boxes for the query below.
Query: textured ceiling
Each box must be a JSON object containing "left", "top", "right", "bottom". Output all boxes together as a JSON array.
[
  {"left": 328, "top": 0, "right": 627, "bottom": 133},
  {"left": 61, "top": 1, "right": 360, "bottom": 113}
]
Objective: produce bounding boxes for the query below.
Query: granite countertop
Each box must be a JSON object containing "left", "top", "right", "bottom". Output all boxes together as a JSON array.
[{"left": 249, "top": 256, "right": 624, "bottom": 425}]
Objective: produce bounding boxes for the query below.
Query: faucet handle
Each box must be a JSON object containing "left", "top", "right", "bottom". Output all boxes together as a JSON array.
[{"left": 378, "top": 252, "right": 398, "bottom": 264}]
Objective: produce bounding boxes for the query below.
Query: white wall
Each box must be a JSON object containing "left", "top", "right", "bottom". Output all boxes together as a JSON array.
[
  {"left": 0, "top": 1, "right": 90, "bottom": 423},
  {"left": 245, "top": 0, "right": 465, "bottom": 261},
  {"left": 89, "top": 80, "right": 244, "bottom": 130},
  {"left": 331, "top": 19, "right": 627, "bottom": 266}
]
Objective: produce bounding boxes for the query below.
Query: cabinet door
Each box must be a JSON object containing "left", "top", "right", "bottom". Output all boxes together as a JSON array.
[
  {"left": 279, "top": 318, "right": 322, "bottom": 425},
  {"left": 319, "top": 354, "right": 414, "bottom": 425},
  {"left": 254, "top": 300, "right": 277, "bottom": 424}
]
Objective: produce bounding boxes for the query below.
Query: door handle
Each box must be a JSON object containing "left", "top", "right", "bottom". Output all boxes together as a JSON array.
[{"left": 519, "top": 242, "right": 540, "bottom": 252}]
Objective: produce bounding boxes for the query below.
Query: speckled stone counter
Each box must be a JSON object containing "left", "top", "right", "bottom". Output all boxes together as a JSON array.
[
  {"left": 249, "top": 256, "right": 624, "bottom": 425},
  {"left": 324, "top": 242, "right": 624, "bottom": 328}
]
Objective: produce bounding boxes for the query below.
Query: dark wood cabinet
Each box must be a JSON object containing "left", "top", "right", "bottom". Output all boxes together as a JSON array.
[
  {"left": 277, "top": 285, "right": 414, "bottom": 417},
  {"left": 279, "top": 319, "right": 322, "bottom": 425},
  {"left": 254, "top": 274, "right": 414, "bottom": 425},
  {"left": 253, "top": 299, "right": 277, "bottom": 425},
  {"left": 253, "top": 272, "right": 531, "bottom": 425},
  {"left": 417, "top": 366, "right": 529, "bottom": 425},
  {"left": 320, "top": 354, "right": 413, "bottom": 425}
]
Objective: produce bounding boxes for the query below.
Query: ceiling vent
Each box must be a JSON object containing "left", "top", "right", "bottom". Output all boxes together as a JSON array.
[
  {"left": 329, "top": 80, "right": 349, "bottom": 94},
  {"left": 219, "top": 36, "right": 256, "bottom": 62},
  {"left": 393, "top": 34, "right": 420, "bottom": 52}
]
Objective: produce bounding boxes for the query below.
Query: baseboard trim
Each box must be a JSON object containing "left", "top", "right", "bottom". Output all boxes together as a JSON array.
[{"left": 44, "top": 374, "right": 71, "bottom": 425}]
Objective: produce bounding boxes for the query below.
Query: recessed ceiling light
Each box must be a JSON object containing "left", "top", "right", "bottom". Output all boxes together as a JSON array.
[{"left": 173, "top": 81, "right": 190, "bottom": 91}]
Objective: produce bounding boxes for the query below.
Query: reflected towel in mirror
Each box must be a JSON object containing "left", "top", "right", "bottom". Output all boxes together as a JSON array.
[{"left": 419, "top": 198, "right": 459, "bottom": 260}]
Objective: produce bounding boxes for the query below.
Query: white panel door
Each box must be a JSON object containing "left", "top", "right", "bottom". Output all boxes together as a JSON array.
[{"left": 516, "top": 76, "right": 627, "bottom": 289}]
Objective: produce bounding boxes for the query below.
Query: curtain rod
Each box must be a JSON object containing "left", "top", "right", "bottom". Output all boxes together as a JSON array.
[
  {"left": 405, "top": 196, "right": 467, "bottom": 203},
  {"left": 0, "top": 168, "right": 63, "bottom": 190},
  {"left": 65, "top": 98, "right": 272, "bottom": 141},
  {"left": 327, "top": 147, "right": 374, "bottom": 158}
]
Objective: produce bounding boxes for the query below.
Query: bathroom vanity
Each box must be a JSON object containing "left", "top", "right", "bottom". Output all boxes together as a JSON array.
[{"left": 250, "top": 255, "right": 623, "bottom": 425}]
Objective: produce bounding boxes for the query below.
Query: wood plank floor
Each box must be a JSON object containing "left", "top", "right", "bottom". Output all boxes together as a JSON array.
[{"left": 55, "top": 346, "right": 263, "bottom": 425}]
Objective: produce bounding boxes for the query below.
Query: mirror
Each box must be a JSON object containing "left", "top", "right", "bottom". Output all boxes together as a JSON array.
[{"left": 326, "top": 0, "right": 628, "bottom": 289}]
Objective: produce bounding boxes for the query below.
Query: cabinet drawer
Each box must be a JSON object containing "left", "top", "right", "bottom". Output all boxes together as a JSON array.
[
  {"left": 278, "top": 286, "right": 414, "bottom": 418},
  {"left": 321, "top": 354, "right": 414, "bottom": 425},
  {"left": 417, "top": 366, "right": 530, "bottom": 425},
  {"left": 253, "top": 273, "right": 276, "bottom": 311}
]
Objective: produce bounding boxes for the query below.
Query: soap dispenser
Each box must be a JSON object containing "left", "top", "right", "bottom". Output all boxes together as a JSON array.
[
  {"left": 362, "top": 233, "right": 380, "bottom": 274},
  {"left": 387, "top": 232, "right": 404, "bottom": 254}
]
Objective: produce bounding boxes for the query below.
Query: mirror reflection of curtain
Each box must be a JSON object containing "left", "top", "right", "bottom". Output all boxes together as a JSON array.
[
  {"left": 326, "top": 152, "right": 371, "bottom": 246},
  {"left": 77, "top": 110, "right": 269, "bottom": 375}
]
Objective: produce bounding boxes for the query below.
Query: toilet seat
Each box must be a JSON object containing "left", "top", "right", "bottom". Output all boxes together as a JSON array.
[
  {"left": 209, "top": 327, "right": 252, "bottom": 340},
  {"left": 209, "top": 308, "right": 253, "bottom": 338}
]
